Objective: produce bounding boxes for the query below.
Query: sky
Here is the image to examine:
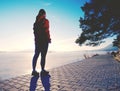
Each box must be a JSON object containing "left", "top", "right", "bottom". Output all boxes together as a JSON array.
[{"left": 0, "top": 0, "right": 114, "bottom": 52}]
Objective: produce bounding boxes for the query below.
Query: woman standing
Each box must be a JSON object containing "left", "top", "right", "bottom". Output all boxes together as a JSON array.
[{"left": 32, "top": 9, "right": 51, "bottom": 76}]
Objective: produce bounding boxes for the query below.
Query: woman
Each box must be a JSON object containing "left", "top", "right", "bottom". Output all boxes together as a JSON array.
[{"left": 32, "top": 9, "right": 51, "bottom": 76}]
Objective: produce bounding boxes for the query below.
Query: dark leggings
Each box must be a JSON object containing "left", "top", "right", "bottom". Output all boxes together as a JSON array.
[{"left": 32, "top": 42, "right": 48, "bottom": 71}]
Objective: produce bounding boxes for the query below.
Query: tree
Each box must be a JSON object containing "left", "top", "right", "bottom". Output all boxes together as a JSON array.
[
  {"left": 76, "top": 0, "right": 120, "bottom": 47},
  {"left": 113, "top": 35, "right": 120, "bottom": 48}
]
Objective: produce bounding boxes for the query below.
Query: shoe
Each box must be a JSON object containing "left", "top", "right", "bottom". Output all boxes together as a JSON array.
[
  {"left": 41, "top": 70, "right": 49, "bottom": 74},
  {"left": 31, "top": 71, "right": 39, "bottom": 76}
]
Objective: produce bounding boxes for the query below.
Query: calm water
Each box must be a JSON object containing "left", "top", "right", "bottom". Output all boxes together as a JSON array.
[{"left": 0, "top": 51, "right": 106, "bottom": 80}]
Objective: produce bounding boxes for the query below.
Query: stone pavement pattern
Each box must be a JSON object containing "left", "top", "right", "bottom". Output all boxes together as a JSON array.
[{"left": 0, "top": 54, "right": 120, "bottom": 91}]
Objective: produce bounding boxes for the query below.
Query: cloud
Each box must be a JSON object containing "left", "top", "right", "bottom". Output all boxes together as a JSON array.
[{"left": 43, "top": 3, "right": 52, "bottom": 6}]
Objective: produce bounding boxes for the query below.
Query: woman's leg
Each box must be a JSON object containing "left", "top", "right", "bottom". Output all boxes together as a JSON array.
[
  {"left": 32, "top": 44, "right": 40, "bottom": 72},
  {"left": 41, "top": 43, "right": 48, "bottom": 71}
]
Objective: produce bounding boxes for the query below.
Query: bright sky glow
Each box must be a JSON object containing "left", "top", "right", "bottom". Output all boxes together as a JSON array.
[{"left": 0, "top": 0, "right": 113, "bottom": 52}]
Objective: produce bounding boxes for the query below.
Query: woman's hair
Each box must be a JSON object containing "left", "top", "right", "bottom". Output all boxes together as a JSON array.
[
  {"left": 38, "top": 9, "right": 46, "bottom": 16},
  {"left": 35, "top": 9, "right": 46, "bottom": 22}
]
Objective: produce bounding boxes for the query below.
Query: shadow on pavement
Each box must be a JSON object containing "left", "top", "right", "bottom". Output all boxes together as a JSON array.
[
  {"left": 30, "top": 75, "right": 39, "bottom": 91},
  {"left": 40, "top": 73, "right": 51, "bottom": 91},
  {"left": 30, "top": 73, "right": 51, "bottom": 91}
]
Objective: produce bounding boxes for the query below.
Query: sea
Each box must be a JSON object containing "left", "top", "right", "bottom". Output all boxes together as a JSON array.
[{"left": 0, "top": 51, "right": 107, "bottom": 80}]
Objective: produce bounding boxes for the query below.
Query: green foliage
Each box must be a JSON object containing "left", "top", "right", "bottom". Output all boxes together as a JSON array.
[{"left": 76, "top": 0, "right": 120, "bottom": 46}]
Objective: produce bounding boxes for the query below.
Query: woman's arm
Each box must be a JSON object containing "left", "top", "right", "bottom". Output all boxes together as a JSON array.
[{"left": 44, "top": 19, "right": 51, "bottom": 43}]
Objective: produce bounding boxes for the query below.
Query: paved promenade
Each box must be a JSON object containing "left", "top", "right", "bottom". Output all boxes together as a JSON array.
[{"left": 0, "top": 54, "right": 120, "bottom": 91}]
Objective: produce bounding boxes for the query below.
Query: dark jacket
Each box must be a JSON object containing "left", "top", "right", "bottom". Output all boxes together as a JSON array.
[{"left": 33, "top": 18, "right": 51, "bottom": 44}]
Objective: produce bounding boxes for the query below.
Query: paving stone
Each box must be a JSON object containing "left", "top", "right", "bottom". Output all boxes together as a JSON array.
[{"left": 9, "top": 88, "right": 20, "bottom": 91}]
